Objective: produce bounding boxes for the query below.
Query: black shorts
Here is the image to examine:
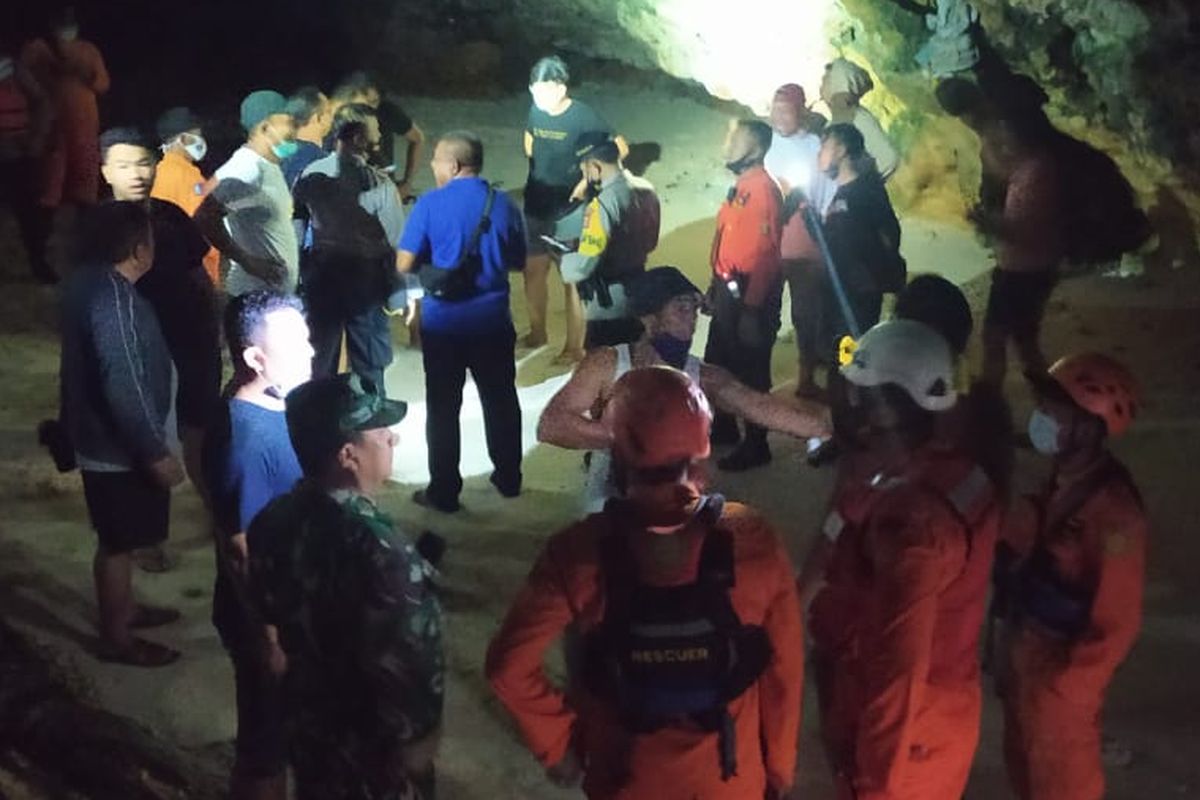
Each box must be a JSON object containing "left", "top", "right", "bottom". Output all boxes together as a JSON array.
[
  {"left": 230, "top": 644, "right": 287, "bottom": 779},
  {"left": 524, "top": 213, "right": 559, "bottom": 257},
  {"left": 984, "top": 269, "right": 1057, "bottom": 336},
  {"left": 585, "top": 317, "right": 644, "bottom": 350},
  {"left": 81, "top": 469, "right": 170, "bottom": 553},
  {"left": 525, "top": 207, "right": 582, "bottom": 258}
]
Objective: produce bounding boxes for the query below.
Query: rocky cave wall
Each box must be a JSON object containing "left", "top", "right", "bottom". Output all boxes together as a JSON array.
[{"left": 359, "top": 0, "right": 1200, "bottom": 266}]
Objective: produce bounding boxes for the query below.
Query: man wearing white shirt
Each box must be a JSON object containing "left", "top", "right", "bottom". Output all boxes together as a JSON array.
[
  {"left": 196, "top": 90, "right": 301, "bottom": 296},
  {"left": 764, "top": 83, "right": 838, "bottom": 398}
]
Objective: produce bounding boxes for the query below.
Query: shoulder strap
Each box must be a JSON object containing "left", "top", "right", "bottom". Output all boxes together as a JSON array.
[
  {"left": 694, "top": 496, "right": 740, "bottom": 632},
  {"left": 1042, "top": 455, "right": 1133, "bottom": 540},
  {"left": 597, "top": 510, "right": 637, "bottom": 631},
  {"left": 460, "top": 184, "right": 495, "bottom": 263},
  {"left": 889, "top": 465, "right": 995, "bottom": 565}
]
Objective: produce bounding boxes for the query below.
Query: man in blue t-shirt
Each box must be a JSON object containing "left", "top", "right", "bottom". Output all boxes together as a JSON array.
[
  {"left": 203, "top": 290, "right": 314, "bottom": 800},
  {"left": 398, "top": 130, "right": 526, "bottom": 513}
]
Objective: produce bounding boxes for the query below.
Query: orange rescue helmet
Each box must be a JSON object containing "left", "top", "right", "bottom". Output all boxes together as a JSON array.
[
  {"left": 1048, "top": 352, "right": 1140, "bottom": 437},
  {"left": 608, "top": 366, "right": 712, "bottom": 469}
]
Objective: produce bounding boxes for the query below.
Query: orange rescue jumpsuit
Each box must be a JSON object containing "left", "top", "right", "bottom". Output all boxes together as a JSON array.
[
  {"left": 710, "top": 164, "right": 783, "bottom": 310},
  {"left": 486, "top": 502, "right": 804, "bottom": 799},
  {"left": 151, "top": 149, "right": 221, "bottom": 285},
  {"left": 1002, "top": 467, "right": 1147, "bottom": 800},
  {"left": 19, "top": 37, "right": 108, "bottom": 207},
  {"left": 810, "top": 448, "right": 999, "bottom": 800}
]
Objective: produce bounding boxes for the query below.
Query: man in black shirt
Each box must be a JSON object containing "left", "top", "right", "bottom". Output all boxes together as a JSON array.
[
  {"left": 521, "top": 55, "right": 627, "bottom": 362},
  {"left": 329, "top": 71, "right": 424, "bottom": 202},
  {"left": 99, "top": 128, "right": 222, "bottom": 508},
  {"left": 816, "top": 123, "right": 905, "bottom": 361}
]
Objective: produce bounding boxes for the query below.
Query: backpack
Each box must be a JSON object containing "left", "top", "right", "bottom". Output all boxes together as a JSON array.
[{"left": 582, "top": 495, "right": 772, "bottom": 781}]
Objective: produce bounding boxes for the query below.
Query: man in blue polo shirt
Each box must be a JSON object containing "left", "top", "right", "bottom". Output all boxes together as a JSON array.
[{"left": 398, "top": 130, "right": 526, "bottom": 513}]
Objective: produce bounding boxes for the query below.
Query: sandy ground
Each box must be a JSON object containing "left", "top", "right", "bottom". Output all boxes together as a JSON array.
[{"left": 2, "top": 80, "right": 1199, "bottom": 798}]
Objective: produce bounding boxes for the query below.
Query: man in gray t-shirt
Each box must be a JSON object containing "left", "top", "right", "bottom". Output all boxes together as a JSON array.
[
  {"left": 293, "top": 115, "right": 416, "bottom": 393},
  {"left": 196, "top": 90, "right": 301, "bottom": 296}
]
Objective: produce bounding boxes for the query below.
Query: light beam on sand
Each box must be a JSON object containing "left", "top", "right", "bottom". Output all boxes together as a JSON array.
[
  {"left": 388, "top": 347, "right": 571, "bottom": 484},
  {"left": 387, "top": 319, "right": 714, "bottom": 486}
]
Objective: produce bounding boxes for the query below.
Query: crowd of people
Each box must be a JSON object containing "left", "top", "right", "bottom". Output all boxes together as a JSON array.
[{"left": 0, "top": 12, "right": 1151, "bottom": 800}]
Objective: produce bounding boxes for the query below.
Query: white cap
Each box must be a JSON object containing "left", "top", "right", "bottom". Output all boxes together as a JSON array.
[{"left": 841, "top": 319, "right": 957, "bottom": 411}]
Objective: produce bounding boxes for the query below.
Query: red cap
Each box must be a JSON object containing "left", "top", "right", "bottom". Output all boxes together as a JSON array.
[
  {"left": 773, "top": 83, "right": 808, "bottom": 111},
  {"left": 608, "top": 367, "right": 712, "bottom": 469}
]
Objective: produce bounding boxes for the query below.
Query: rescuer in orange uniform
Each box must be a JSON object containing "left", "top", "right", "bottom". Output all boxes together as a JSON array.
[
  {"left": 806, "top": 319, "right": 1001, "bottom": 800},
  {"left": 487, "top": 366, "right": 804, "bottom": 799},
  {"left": 999, "top": 352, "right": 1147, "bottom": 800},
  {"left": 705, "top": 118, "right": 785, "bottom": 472},
  {"left": 151, "top": 106, "right": 221, "bottom": 286},
  {"left": 21, "top": 8, "right": 109, "bottom": 215}
]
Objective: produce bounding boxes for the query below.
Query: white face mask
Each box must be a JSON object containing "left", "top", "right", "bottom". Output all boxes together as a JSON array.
[
  {"left": 165, "top": 134, "right": 207, "bottom": 163},
  {"left": 1027, "top": 409, "right": 1062, "bottom": 455},
  {"left": 183, "top": 135, "right": 207, "bottom": 162},
  {"left": 56, "top": 26, "right": 79, "bottom": 42},
  {"left": 0, "top": 58, "right": 14, "bottom": 81}
]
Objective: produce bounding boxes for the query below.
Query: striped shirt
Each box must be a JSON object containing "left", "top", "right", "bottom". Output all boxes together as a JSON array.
[{"left": 60, "top": 265, "right": 173, "bottom": 470}]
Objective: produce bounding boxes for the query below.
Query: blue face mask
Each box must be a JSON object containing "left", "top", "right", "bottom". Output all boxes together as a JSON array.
[
  {"left": 271, "top": 139, "right": 299, "bottom": 160},
  {"left": 1027, "top": 409, "right": 1062, "bottom": 455},
  {"left": 267, "top": 124, "right": 299, "bottom": 160},
  {"left": 650, "top": 333, "right": 691, "bottom": 369}
]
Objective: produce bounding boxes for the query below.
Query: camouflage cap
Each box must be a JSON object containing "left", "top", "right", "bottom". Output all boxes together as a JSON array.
[{"left": 286, "top": 374, "right": 406, "bottom": 473}]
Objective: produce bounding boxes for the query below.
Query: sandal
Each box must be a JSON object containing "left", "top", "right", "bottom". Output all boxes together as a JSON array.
[
  {"left": 132, "top": 546, "right": 177, "bottom": 574},
  {"left": 130, "top": 604, "right": 181, "bottom": 629},
  {"left": 96, "top": 636, "right": 180, "bottom": 668}
]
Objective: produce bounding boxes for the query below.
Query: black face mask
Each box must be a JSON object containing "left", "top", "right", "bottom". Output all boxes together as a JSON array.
[{"left": 725, "top": 155, "right": 759, "bottom": 175}]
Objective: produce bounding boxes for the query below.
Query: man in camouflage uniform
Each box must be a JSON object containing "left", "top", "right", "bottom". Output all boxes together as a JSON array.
[{"left": 248, "top": 373, "right": 444, "bottom": 799}]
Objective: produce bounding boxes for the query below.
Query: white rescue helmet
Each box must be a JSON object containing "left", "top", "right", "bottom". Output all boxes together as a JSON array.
[{"left": 841, "top": 319, "right": 957, "bottom": 411}]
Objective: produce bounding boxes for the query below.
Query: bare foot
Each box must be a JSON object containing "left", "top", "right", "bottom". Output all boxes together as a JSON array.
[
  {"left": 553, "top": 348, "right": 585, "bottom": 365},
  {"left": 521, "top": 331, "right": 548, "bottom": 348}
]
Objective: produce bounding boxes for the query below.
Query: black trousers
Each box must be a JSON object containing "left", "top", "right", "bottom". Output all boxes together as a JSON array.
[
  {"left": 422, "top": 326, "right": 522, "bottom": 505},
  {"left": 310, "top": 305, "right": 393, "bottom": 394},
  {"left": 703, "top": 277, "right": 782, "bottom": 449},
  {"left": 0, "top": 157, "right": 53, "bottom": 279},
  {"left": 304, "top": 250, "right": 394, "bottom": 394},
  {"left": 822, "top": 288, "right": 883, "bottom": 363}
]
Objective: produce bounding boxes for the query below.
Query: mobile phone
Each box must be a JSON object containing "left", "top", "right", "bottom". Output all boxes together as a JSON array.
[{"left": 539, "top": 234, "right": 572, "bottom": 253}]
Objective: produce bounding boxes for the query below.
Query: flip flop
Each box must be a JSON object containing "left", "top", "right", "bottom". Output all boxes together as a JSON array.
[
  {"left": 96, "top": 636, "right": 180, "bottom": 668},
  {"left": 130, "top": 604, "right": 181, "bottom": 629},
  {"left": 132, "top": 547, "right": 177, "bottom": 573}
]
